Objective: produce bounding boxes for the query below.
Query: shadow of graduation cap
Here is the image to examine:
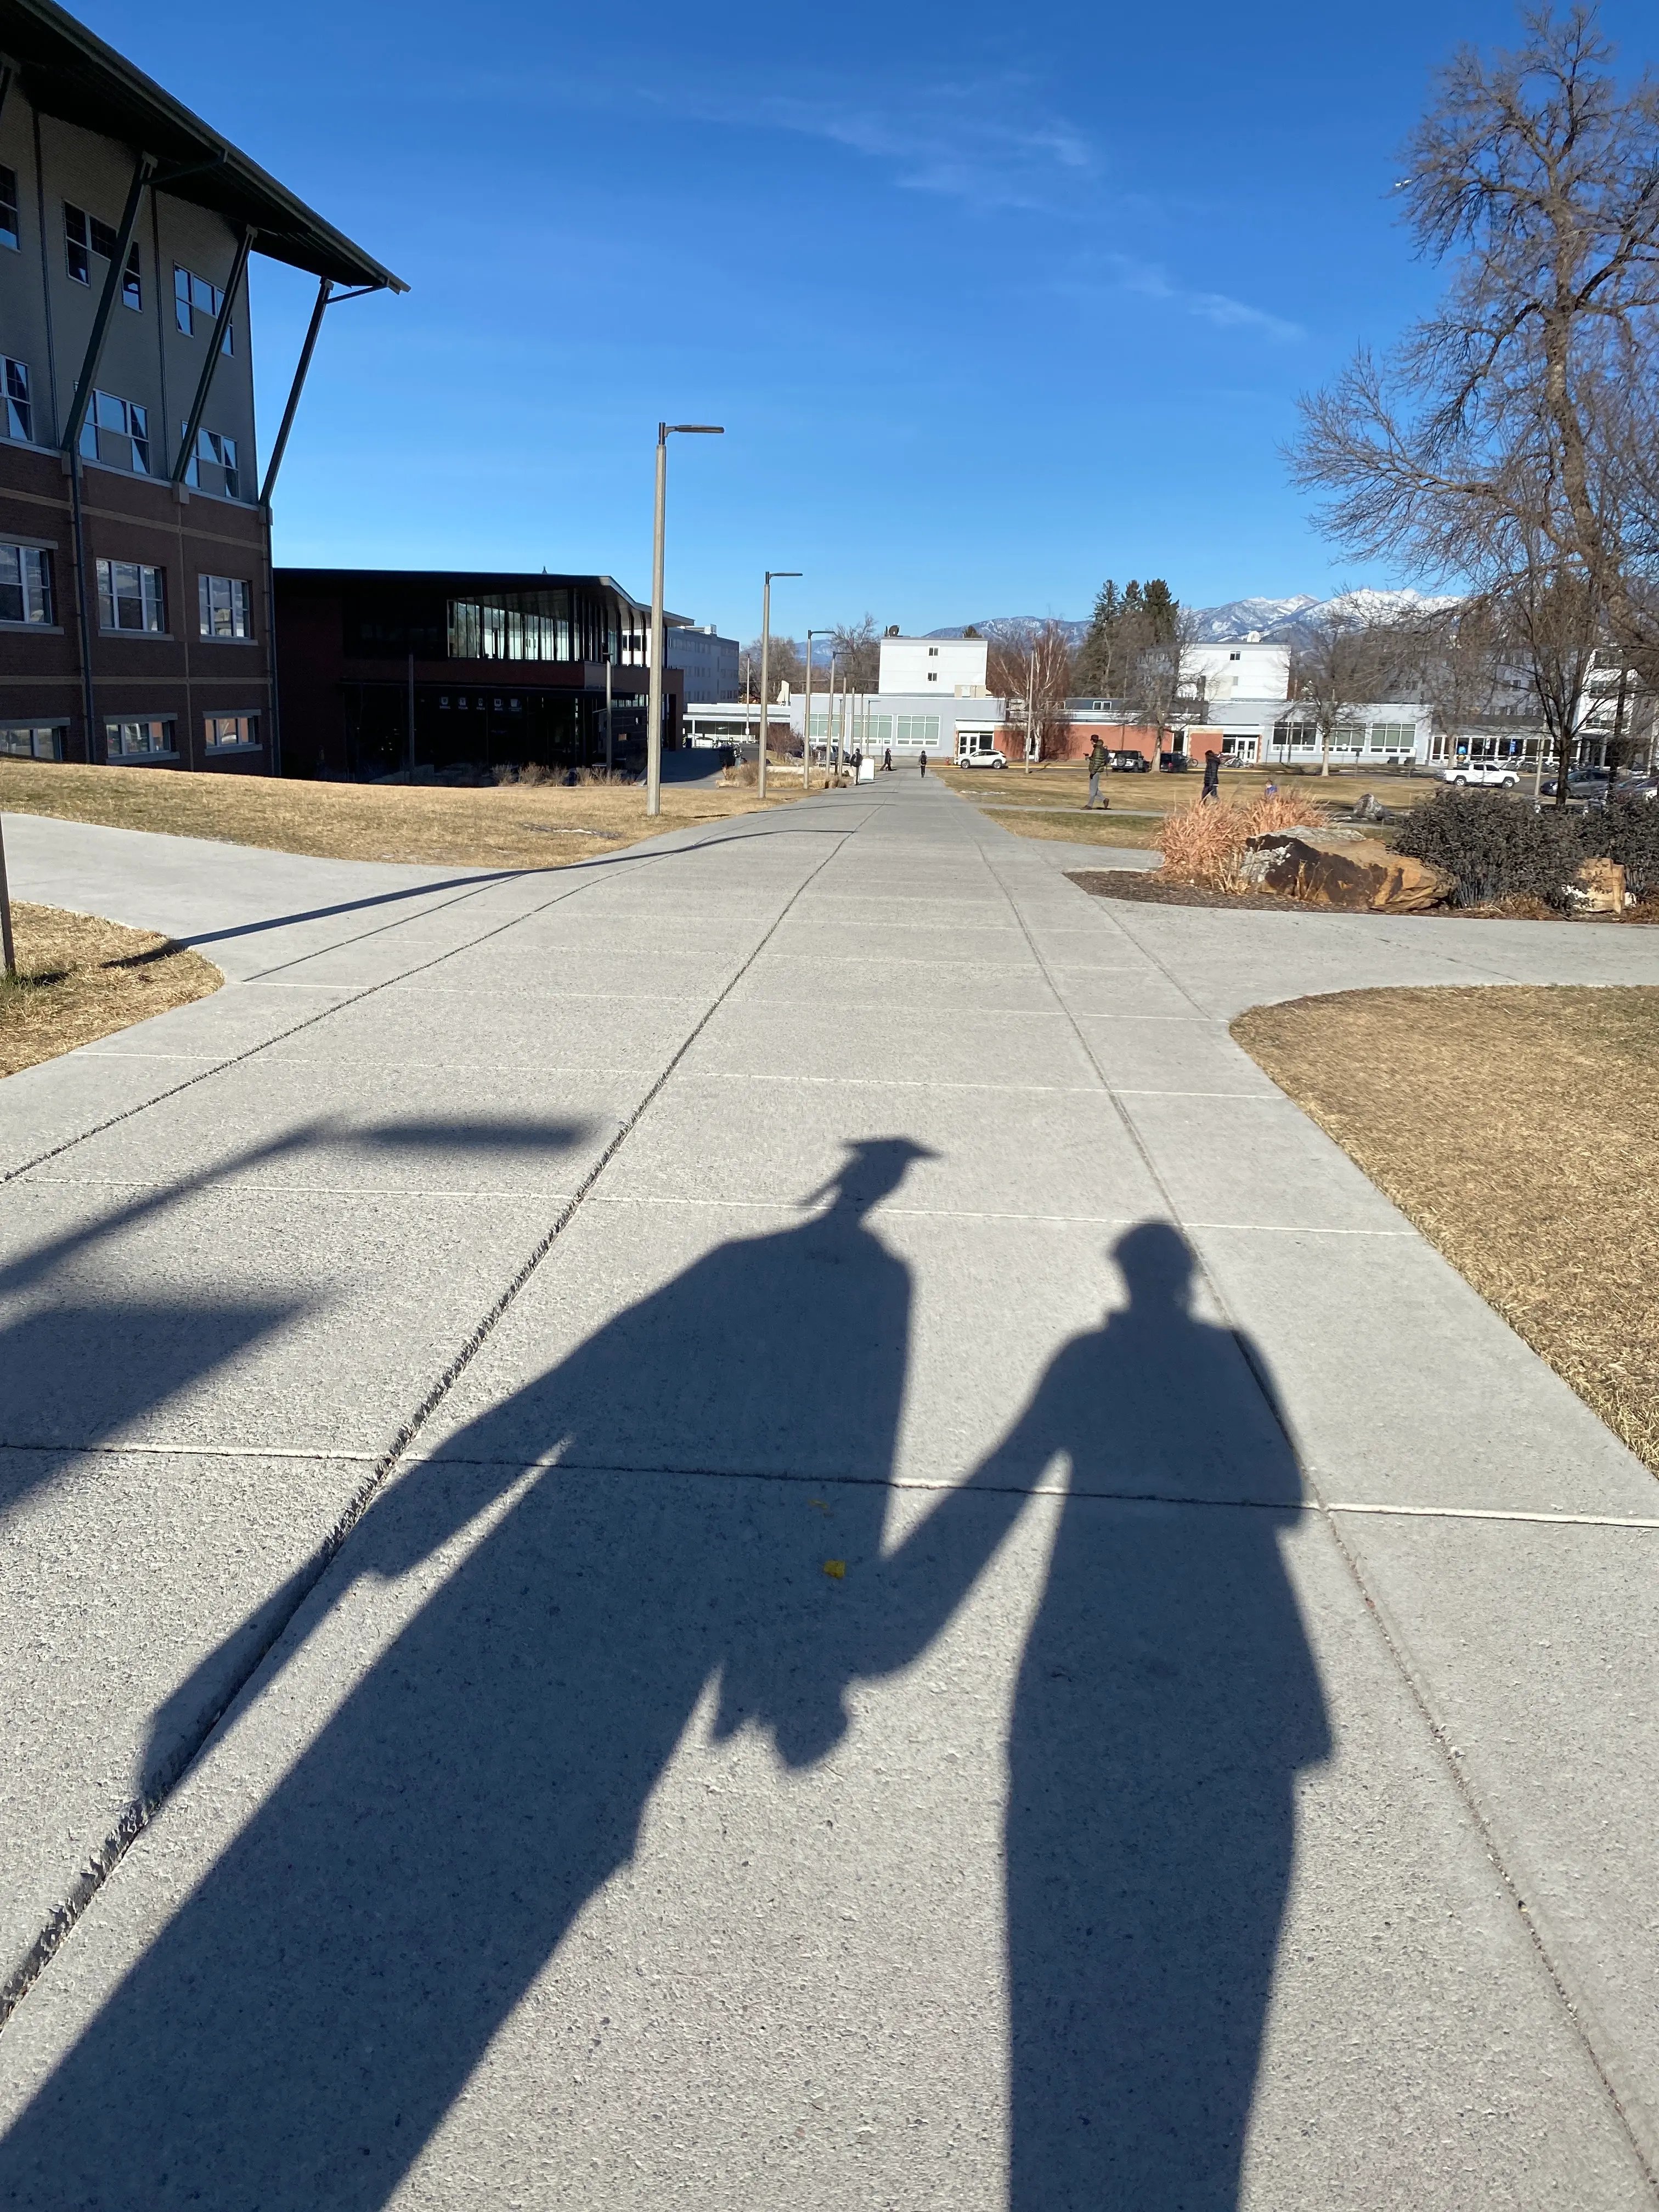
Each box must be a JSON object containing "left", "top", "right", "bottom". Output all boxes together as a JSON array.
[{"left": 802, "top": 1137, "right": 940, "bottom": 1212}]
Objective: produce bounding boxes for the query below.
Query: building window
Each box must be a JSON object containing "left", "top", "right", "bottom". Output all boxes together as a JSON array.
[
  {"left": 198, "top": 573, "right": 251, "bottom": 639},
  {"left": 0, "top": 724, "right": 64, "bottom": 760},
  {"left": 81, "top": 391, "right": 149, "bottom": 473},
  {"left": 173, "top": 263, "right": 234, "bottom": 351},
  {"left": 183, "top": 427, "right": 238, "bottom": 499},
  {"left": 448, "top": 592, "right": 576, "bottom": 662},
  {"left": 65, "top": 204, "right": 141, "bottom": 308},
  {"left": 105, "top": 718, "right": 174, "bottom": 760},
  {"left": 1367, "top": 721, "right": 1415, "bottom": 752},
  {"left": 0, "top": 165, "right": 19, "bottom": 252},
  {"left": 97, "top": 559, "right": 166, "bottom": 634},
  {"left": 0, "top": 544, "right": 54, "bottom": 624},
  {"left": 204, "top": 712, "right": 258, "bottom": 751},
  {"left": 1, "top": 356, "right": 32, "bottom": 441}
]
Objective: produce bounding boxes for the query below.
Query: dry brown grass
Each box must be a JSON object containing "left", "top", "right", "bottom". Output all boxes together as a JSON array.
[
  {"left": 1233, "top": 986, "right": 1659, "bottom": 1469},
  {"left": 980, "top": 808, "right": 1165, "bottom": 849},
  {"left": 1159, "top": 790, "right": 1332, "bottom": 889},
  {"left": 1, "top": 901, "right": 221, "bottom": 1076},
  {"left": 0, "top": 758, "right": 800, "bottom": 872},
  {"left": 935, "top": 760, "right": 1443, "bottom": 819}
]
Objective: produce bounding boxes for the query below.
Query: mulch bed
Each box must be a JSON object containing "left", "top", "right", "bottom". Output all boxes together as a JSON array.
[
  {"left": 1065, "top": 869, "right": 1659, "bottom": 923},
  {"left": 1065, "top": 871, "right": 1298, "bottom": 911}
]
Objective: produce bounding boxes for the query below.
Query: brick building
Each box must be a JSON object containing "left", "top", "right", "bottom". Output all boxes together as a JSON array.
[{"left": 0, "top": 0, "right": 400, "bottom": 774}]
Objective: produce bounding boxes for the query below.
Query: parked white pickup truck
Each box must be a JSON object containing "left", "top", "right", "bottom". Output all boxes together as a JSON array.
[{"left": 1438, "top": 761, "right": 1522, "bottom": 788}]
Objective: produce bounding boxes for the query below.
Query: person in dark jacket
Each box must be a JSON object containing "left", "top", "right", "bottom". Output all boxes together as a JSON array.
[
  {"left": 1201, "top": 748, "right": 1223, "bottom": 801},
  {"left": 919, "top": 750, "right": 928, "bottom": 777},
  {"left": 1086, "top": 737, "right": 1109, "bottom": 809}
]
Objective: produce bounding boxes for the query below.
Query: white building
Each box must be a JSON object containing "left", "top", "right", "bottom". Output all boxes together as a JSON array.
[
  {"left": 1186, "top": 637, "right": 1290, "bottom": 706},
  {"left": 664, "top": 624, "right": 740, "bottom": 704},
  {"left": 877, "top": 634, "right": 990, "bottom": 695},
  {"left": 791, "top": 691, "right": 1006, "bottom": 758},
  {"left": 1203, "top": 698, "right": 1433, "bottom": 765}
]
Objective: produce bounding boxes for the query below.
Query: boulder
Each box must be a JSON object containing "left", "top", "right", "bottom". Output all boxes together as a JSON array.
[
  {"left": 1564, "top": 856, "right": 1628, "bottom": 913},
  {"left": 1240, "top": 831, "right": 1453, "bottom": 913}
]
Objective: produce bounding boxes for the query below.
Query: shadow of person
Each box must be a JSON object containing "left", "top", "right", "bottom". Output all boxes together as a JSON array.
[
  {"left": 0, "top": 1138, "right": 1028, "bottom": 2208},
  {"left": 975, "top": 1222, "right": 1331, "bottom": 2210}
]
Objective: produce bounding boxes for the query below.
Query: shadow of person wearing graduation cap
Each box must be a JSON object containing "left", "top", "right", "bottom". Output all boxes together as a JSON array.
[{"left": 0, "top": 1138, "right": 1035, "bottom": 2208}]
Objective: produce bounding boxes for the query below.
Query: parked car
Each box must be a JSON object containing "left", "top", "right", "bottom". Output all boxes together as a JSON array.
[
  {"left": 1108, "top": 750, "right": 1150, "bottom": 773},
  {"left": 954, "top": 744, "right": 1006, "bottom": 769},
  {"left": 1158, "top": 752, "right": 1190, "bottom": 773},
  {"left": 1613, "top": 774, "right": 1659, "bottom": 802},
  {"left": 1541, "top": 768, "right": 1615, "bottom": 801},
  {"left": 1439, "top": 761, "right": 1522, "bottom": 788}
]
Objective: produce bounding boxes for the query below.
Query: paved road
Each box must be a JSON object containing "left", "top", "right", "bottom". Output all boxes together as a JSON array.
[{"left": 2, "top": 781, "right": 1658, "bottom": 2208}]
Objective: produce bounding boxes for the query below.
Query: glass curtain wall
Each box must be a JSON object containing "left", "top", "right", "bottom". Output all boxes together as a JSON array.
[{"left": 446, "top": 587, "right": 650, "bottom": 666}]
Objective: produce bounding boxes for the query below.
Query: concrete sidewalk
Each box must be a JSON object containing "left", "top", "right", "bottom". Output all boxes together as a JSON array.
[{"left": 2, "top": 780, "right": 1657, "bottom": 2207}]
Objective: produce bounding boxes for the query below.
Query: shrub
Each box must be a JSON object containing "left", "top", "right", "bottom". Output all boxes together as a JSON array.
[
  {"left": 1395, "top": 787, "right": 1600, "bottom": 907},
  {"left": 1158, "top": 791, "right": 1330, "bottom": 891},
  {"left": 1583, "top": 797, "right": 1659, "bottom": 899}
]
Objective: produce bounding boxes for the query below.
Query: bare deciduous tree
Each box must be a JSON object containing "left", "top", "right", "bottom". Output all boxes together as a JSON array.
[
  {"left": 1289, "top": 8, "right": 1659, "bottom": 687},
  {"left": 743, "top": 635, "right": 805, "bottom": 699},
  {"left": 1124, "top": 591, "right": 1201, "bottom": 760},
  {"left": 830, "top": 617, "right": 881, "bottom": 692},
  {"left": 986, "top": 619, "right": 1074, "bottom": 760},
  {"left": 1285, "top": 610, "right": 1412, "bottom": 776}
]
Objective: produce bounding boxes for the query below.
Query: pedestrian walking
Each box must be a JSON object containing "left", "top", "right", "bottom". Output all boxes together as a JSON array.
[
  {"left": 919, "top": 750, "right": 928, "bottom": 777},
  {"left": 883, "top": 747, "right": 892, "bottom": 774},
  {"left": 1201, "top": 748, "right": 1222, "bottom": 802},
  {"left": 1086, "top": 736, "right": 1109, "bottom": 810}
]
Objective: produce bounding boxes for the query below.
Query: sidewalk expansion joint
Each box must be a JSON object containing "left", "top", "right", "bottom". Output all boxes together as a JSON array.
[{"left": 0, "top": 817, "right": 864, "bottom": 2039}]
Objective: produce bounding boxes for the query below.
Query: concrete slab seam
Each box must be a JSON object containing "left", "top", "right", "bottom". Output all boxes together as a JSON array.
[
  {"left": 2, "top": 840, "right": 662, "bottom": 1187},
  {"left": 974, "top": 828, "right": 1659, "bottom": 2197},
  {"left": 0, "top": 814, "right": 864, "bottom": 2039}
]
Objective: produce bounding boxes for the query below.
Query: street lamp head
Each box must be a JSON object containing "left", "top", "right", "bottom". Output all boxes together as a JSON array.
[
  {"left": 766, "top": 569, "right": 803, "bottom": 584},
  {"left": 669, "top": 424, "right": 725, "bottom": 435}
]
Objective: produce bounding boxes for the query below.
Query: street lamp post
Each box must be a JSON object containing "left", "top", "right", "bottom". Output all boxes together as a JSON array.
[
  {"left": 756, "top": 569, "right": 800, "bottom": 800},
  {"left": 803, "top": 628, "right": 825, "bottom": 792},
  {"left": 647, "top": 421, "right": 724, "bottom": 818}
]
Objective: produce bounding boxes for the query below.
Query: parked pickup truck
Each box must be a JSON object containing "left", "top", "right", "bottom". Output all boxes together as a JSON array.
[{"left": 1438, "top": 761, "right": 1522, "bottom": 788}]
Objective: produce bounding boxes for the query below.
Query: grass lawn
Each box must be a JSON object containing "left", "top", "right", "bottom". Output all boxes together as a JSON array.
[
  {"left": 0, "top": 758, "right": 800, "bottom": 872},
  {"left": 1234, "top": 986, "right": 1659, "bottom": 1470},
  {"left": 936, "top": 760, "right": 1443, "bottom": 849},
  {"left": 1, "top": 902, "right": 221, "bottom": 1077}
]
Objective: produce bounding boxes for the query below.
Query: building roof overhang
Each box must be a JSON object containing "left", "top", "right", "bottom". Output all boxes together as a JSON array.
[{"left": 0, "top": 0, "right": 405, "bottom": 289}]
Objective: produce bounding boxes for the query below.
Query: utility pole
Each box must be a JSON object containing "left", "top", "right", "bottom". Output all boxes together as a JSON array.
[
  {"left": 407, "top": 651, "right": 415, "bottom": 778},
  {"left": 756, "top": 569, "right": 800, "bottom": 800},
  {"left": 803, "top": 629, "right": 821, "bottom": 792},
  {"left": 647, "top": 421, "right": 723, "bottom": 816},
  {"left": 603, "top": 652, "right": 613, "bottom": 775}
]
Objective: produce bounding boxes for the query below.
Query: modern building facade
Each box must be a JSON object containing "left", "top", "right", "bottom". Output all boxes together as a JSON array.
[
  {"left": 274, "top": 569, "right": 685, "bottom": 779},
  {"left": 664, "top": 622, "right": 737, "bottom": 704},
  {"left": 0, "top": 0, "right": 402, "bottom": 774}
]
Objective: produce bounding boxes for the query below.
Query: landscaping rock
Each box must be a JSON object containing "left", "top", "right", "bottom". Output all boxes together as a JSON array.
[
  {"left": 1242, "top": 831, "right": 1454, "bottom": 912},
  {"left": 1564, "top": 856, "right": 1629, "bottom": 913}
]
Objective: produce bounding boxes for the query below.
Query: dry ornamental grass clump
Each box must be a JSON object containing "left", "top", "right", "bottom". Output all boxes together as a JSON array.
[{"left": 1158, "top": 791, "right": 1331, "bottom": 891}]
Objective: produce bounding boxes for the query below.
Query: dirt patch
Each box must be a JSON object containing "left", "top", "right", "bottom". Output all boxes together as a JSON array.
[
  {"left": 0, "top": 759, "right": 798, "bottom": 872},
  {"left": 1234, "top": 986, "right": 1659, "bottom": 1471},
  {"left": 1066, "top": 870, "right": 1290, "bottom": 909},
  {"left": 1, "top": 902, "right": 221, "bottom": 1077}
]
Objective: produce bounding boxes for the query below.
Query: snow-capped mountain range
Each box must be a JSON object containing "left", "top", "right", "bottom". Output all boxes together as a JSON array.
[{"left": 927, "top": 589, "right": 1458, "bottom": 649}]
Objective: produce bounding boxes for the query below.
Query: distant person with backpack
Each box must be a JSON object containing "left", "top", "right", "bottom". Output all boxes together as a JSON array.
[
  {"left": 1202, "top": 748, "right": 1223, "bottom": 802},
  {"left": 883, "top": 747, "right": 893, "bottom": 774},
  {"left": 919, "top": 750, "right": 928, "bottom": 777},
  {"left": 1086, "top": 736, "right": 1109, "bottom": 809}
]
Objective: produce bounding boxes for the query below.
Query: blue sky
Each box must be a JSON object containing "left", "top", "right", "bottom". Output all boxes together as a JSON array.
[{"left": 80, "top": 0, "right": 1654, "bottom": 636}]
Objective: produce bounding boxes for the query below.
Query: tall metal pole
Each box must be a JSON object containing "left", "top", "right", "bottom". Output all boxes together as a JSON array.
[
  {"left": 757, "top": 573, "right": 771, "bottom": 801},
  {"left": 646, "top": 422, "right": 724, "bottom": 816},
  {"left": 604, "top": 653, "right": 613, "bottom": 774},
  {"left": 756, "top": 570, "right": 800, "bottom": 801},
  {"left": 0, "top": 814, "right": 16, "bottom": 979},
  {"left": 647, "top": 424, "right": 668, "bottom": 817},
  {"left": 407, "top": 651, "right": 416, "bottom": 778},
  {"left": 803, "top": 629, "right": 819, "bottom": 791}
]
